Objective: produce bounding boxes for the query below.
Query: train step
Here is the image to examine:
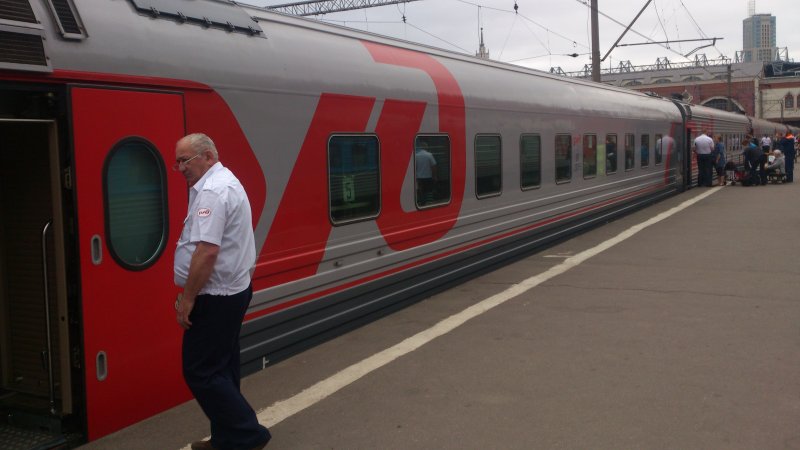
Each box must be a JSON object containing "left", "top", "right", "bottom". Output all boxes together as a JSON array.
[{"left": 0, "top": 422, "right": 67, "bottom": 450}]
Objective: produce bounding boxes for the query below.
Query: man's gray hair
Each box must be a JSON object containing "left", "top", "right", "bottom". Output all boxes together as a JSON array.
[{"left": 182, "top": 133, "right": 219, "bottom": 160}]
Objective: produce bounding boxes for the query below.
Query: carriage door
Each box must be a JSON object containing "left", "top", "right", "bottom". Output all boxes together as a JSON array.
[
  {"left": 71, "top": 87, "right": 189, "bottom": 439},
  {"left": 686, "top": 128, "right": 695, "bottom": 189},
  {"left": 0, "top": 119, "right": 71, "bottom": 431}
]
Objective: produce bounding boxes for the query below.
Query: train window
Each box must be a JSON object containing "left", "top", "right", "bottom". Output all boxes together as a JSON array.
[
  {"left": 475, "top": 134, "right": 502, "bottom": 198},
  {"left": 328, "top": 135, "right": 380, "bottom": 224},
  {"left": 605, "top": 134, "right": 617, "bottom": 174},
  {"left": 520, "top": 134, "right": 541, "bottom": 189},
  {"left": 555, "top": 134, "right": 572, "bottom": 183},
  {"left": 583, "top": 135, "right": 597, "bottom": 179},
  {"left": 624, "top": 134, "right": 635, "bottom": 171},
  {"left": 103, "top": 138, "right": 168, "bottom": 270},
  {"left": 655, "top": 134, "right": 663, "bottom": 165},
  {"left": 415, "top": 135, "right": 451, "bottom": 207},
  {"left": 640, "top": 135, "right": 650, "bottom": 167}
]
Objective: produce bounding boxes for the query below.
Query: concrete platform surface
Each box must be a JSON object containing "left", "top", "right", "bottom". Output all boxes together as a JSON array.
[{"left": 81, "top": 182, "right": 800, "bottom": 450}]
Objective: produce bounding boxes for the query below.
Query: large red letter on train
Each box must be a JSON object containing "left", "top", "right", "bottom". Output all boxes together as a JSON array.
[
  {"left": 255, "top": 43, "right": 466, "bottom": 290},
  {"left": 255, "top": 94, "right": 375, "bottom": 289},
  {"left": 366, "top": 42, "right": 466, "bottom": 250}
]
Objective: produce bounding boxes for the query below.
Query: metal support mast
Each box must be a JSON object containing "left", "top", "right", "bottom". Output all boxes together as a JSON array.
[
  {"left": 590, "top": 0, "right": 600, "bottom": 82},
  {"left": 267, "top": 0, "right": 419, "bottom": 16}
]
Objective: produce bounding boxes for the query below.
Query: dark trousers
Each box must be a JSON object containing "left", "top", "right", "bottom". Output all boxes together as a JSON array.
[
  {"left": 696, "top": 153, "right": 713, "bottom": 186},
  {"left": 183, "top": 286, "right": 270, "bottom": 450},
  {"left": 786, "top": 153, "right": 795, "bottom": 182},
  {"left": 416, "top": 178, "right": 435, "bottom": 205}
]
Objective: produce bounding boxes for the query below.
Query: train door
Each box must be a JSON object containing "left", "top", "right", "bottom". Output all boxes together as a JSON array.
[
  {"left": 0, "top": 118, "right": 71, "bottom": 445},
  {"left": 70, "top": 86, "right": 190, "bottom": 439},
  {"left": 686, "top": 127, "right": 695, "bottom": 189}
]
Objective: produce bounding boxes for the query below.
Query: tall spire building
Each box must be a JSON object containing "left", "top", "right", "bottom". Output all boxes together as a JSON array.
[{"left": 475, "top": 27, "right": 490, "bottom": 59}]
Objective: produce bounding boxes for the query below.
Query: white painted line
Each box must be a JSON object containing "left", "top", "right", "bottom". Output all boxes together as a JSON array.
[
  {"left": 180, "top": 187, "right": 718, "bottom": 449},
  {"left": 543, "top": 252, "right": 573, "bottom": 258}
]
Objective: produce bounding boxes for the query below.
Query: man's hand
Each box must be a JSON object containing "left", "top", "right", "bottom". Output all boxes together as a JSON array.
[
  {"left": 176, "top": 292, "right": 195, "bottom": 330},
  {"left": 176, "top": 242, "right": 219, "bottom": 330}
]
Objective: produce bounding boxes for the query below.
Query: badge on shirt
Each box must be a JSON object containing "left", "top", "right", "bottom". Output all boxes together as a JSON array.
[{"left": 197, "top": 208, "right": 211, "bottom": 217}]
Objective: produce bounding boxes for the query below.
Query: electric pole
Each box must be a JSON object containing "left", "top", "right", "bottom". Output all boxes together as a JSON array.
[{"left": 591, "top": 0, "right": 601, "bottom": 82}]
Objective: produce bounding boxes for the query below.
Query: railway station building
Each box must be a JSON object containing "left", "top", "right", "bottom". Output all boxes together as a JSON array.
[
  {"left": 558, "top": 57, "right": 800, "bottom": 128},
  {"left": 551, "top": 9, "right": 800, "bottom": 128}
]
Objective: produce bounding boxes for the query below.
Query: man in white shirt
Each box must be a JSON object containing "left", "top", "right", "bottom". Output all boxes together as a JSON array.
[
  {"left": 173, "top": 133, "right": 270, "bottom": 450},
  {"left": 760, "top": 134, "right": 772, "bottom": 153},
  {"left": 693, "top": 130, "right": 715, "bottom": 187}
]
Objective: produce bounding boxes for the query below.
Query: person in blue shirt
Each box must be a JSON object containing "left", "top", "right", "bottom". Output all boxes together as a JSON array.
[{"left": 713, "top": 136, "right": 726, "bottom": 186}]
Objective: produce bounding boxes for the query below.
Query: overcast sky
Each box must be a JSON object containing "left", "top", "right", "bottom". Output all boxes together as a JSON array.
[{"left": 247, "top": 0, "right": 799, "bottom": 73}]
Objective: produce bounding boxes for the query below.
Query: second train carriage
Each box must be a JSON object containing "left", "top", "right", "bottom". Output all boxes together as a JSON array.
[
  {"left": 674, "top": 102, "right": 752, "bottom": 183},
  {"left": 0, "top": 0, "right": 791, "bottom": 445}
]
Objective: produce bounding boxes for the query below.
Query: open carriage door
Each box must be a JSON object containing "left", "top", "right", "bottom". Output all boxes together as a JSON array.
[{"left": 71, "top": 87, "right": 190, "bottom": 439}]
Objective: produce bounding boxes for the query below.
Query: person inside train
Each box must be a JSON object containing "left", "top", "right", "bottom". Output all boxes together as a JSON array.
[
  {"left": 779, "top": 132, "right": 795, "bottom": 182},
  {"left": 693, "top": 129, "right": 714, "bottom": 187},
  {"left": 415, "top": 141, "right": 438, "bottom": 205},
  {"left": 640, "top": 140, "right": 649, "bottom": 167},
  {"left": 605, "top": 135, "right": 617, "bottom": 172}
]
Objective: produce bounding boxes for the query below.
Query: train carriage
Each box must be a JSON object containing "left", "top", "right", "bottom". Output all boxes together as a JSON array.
[
  {"left": 673, "top": 102, "right": 752, "bottom": 185},
  {"left": 0, "top": 0, "right": 787, "bottom": 446}
]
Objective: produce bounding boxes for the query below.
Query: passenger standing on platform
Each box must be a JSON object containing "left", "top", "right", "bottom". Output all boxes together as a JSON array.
[
  {"left": 713, "top": 135, "right": 726, "bottom": 186},
  {"left": 173, "top": 133, "right": 271, "bottom": 450},
  {"left": 761, "top": 134, "right": 772, "bottom": 153},
  {"left": 744, "top": 139, "right": 763, "bottom": 186},
  {"left": 780, "top": 133, "right": 795, "bottom": 182},
  {"left": 693, "top": 130, "right": 714, "bottom": 187}
]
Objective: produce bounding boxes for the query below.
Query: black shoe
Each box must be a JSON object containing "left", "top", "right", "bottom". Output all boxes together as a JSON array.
[{"left": 191, "top": 441, "right": 217, "bottom": 450}]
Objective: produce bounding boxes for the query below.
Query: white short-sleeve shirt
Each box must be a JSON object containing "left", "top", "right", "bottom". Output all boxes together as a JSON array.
[
  {"left": 693, "top": 134, "right": 714, "bottom": 155},
  {"left": 415, "top": 149, "right": 436, "bottom": 179},
  {"left": 174, "top": 162, "right": 256, "bottom": 295}
]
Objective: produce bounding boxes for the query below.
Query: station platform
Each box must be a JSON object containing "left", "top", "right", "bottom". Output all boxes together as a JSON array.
[{"left": 81, "top": 181, "right": 800, "bottom": 450}]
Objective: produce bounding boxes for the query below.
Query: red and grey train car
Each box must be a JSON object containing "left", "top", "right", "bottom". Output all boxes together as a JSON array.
[
  {"left": 673, "top": 102, "right": 752, "bottom": 182},
  {"left": 0, "top": 0, "right": 788, "bottom": 445}
]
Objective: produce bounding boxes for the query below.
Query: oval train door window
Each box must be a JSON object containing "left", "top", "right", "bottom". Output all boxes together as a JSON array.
[{"left": 103, "top": 137, "right": 168, "bottom": 270}]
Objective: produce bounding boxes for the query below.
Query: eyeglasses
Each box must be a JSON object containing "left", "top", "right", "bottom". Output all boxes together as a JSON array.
[{"left": 172, "top": 152, "right": 203, "bottom": 171}]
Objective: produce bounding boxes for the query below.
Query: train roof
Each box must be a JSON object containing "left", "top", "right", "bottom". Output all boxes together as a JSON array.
[{"left": 3, "top": 0, "right": 684, "bottom": 125}]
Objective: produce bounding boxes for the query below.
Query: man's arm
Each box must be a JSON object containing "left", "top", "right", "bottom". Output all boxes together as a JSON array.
[{"left": 177, "top": 241, "right": 219, "bottom": 329}]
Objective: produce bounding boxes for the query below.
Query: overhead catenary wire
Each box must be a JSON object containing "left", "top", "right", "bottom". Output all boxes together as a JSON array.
[
  {"left": 301, "top": 0, "right": 726, "bottom": 75},
  {"left": 571, "top": 0, "right": 724, "bottom": 76},
  {"left": 652, "top": 0, "right": 670, "bottom": 46},
  {"left": 498, "top": 11, "right": 518, "bottom": 59}
]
